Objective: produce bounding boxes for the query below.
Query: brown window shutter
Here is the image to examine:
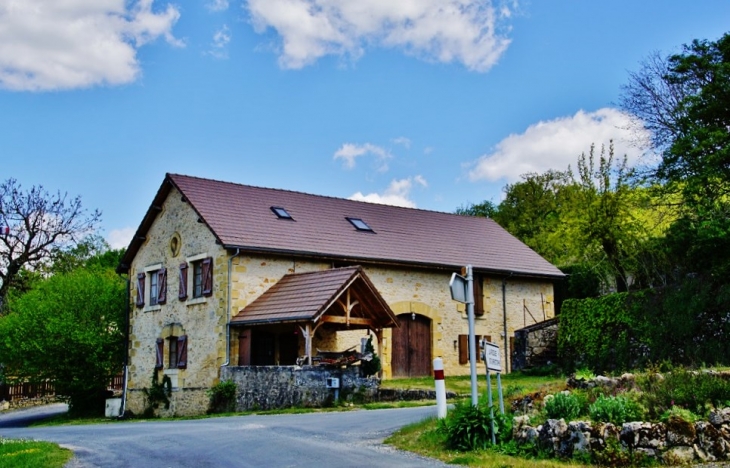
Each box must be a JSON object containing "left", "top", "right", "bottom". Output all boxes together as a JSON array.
[
  {"left": 136, "top": 273, "right": 145, "bottom": 308},
  {"left": 202, "top": 257, "right": 213, "bottom": 296},
  {"left": 157, "top": 268, "right": 167, "bottom": 304},
  {"left": 177, "top": 335, "right": 188, "bottom": 369},
  {"left": 155, "top": 338, "right": 164, "bottom": 369},
  {"left": 178, "top": 263, "right": 188, "bottom": 300},
  {"left": 474, "top": 275, "right": 484, "bottom": 316},
  {"left": 458, "top": 334, "right": 468, "bottom": 364}
]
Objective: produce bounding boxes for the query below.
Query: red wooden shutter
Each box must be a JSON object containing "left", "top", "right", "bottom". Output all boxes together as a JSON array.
[
  {"left": 178, "top": 263, "right": 188, "bottom": 300},
  {"left": 474, "top": 275, "right": 484, "bottom": 316},
  {"left": 177, "top": 335, "right": 188, "bottom": 369},
  {"left": 157, "top": 268, "right": 167, "bottom": 304},
  {"left": 155, "top": 338, "right": 164, "bottom": 369},
  {"left": 136, "top": 273, "right": 145, "bottom": 307},
  {"left": 202, "top": 257, "right": 213, "bottom": 296},
  {"left": 458, "top": 334, "right": 468, "bottom": 364}
]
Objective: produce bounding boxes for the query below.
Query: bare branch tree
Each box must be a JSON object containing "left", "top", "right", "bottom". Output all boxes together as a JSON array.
[
  {"left": 0, "top": 178, "right": 101, "bottom": 311},
  {"left": 619, "top": 50, "right": 691, "bottom": 152}
]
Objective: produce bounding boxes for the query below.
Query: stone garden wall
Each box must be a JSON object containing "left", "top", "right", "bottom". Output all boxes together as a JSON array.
[
  {"left": 221, "top": 366, "right": 379, "bottom": 410},
  {"left": 511, "top": 317, "right": 558, "bottom": 371},
  {"left": 513, "top": 408, "right": 730, "bottom": 464}
]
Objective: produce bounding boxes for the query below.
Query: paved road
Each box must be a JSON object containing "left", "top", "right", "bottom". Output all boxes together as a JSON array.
[{"left": 0, "top": 405, "right": 447, "bottom": 467}]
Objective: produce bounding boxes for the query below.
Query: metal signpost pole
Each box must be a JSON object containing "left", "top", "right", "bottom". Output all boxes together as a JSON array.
[
  {"left": 497, "top": 372, "right": 505, "bottom": 415},
  {"left": 465, "top": 265, "right": 478, "bottom": 407},
  {"left": 482, "top": 338, "right": 496, "bottom": 445}
]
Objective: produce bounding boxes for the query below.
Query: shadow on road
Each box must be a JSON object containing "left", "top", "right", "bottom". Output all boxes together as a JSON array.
[{"left": 0, "top": 403, "right": 68, "bottom": 428}]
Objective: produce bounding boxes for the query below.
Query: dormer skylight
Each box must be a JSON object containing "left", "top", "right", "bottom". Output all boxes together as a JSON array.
[
  {"left": 271, "top": 206, "right": 293, "bottom": 220},
  {"left": 347, "top": 217, "right": 374, "bottom": 232}
]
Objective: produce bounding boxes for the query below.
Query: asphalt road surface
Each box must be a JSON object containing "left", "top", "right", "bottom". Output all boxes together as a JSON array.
[{"left": 0, "top": 404, "right": 448, "bottom": 467}]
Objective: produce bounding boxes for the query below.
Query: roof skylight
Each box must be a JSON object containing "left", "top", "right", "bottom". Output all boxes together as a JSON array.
[
  {"left": 347, "top": 217, "right": 373, "bottom": 232},
  {"left": 271, "top": 206, "right": 293, "bottom": 220}
]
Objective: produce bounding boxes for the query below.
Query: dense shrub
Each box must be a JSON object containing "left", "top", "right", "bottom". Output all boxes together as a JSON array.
[
  {"left": 439, "top": 401, "right": 511, "bottom": 451},
  {"left": 207, "top": 380, "right": 238, "bottom": 414},
  {"left": 637, "top": 368, "right": 730, "bottom": 418},
  {"left": 558, "top": 294, "right": 641, "bottom": 373},
  {"left": 544, "top": 392, "right": 582, "bottom": 421},
  {"left": 589, "top": 395, "right": 644, "bottom": 425}
]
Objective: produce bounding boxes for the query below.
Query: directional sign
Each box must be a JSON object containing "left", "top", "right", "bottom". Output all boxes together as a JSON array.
[
  {"left": 484, "top": 341, "right": 502, "bottom": 372},
  {"left": 449, "top": 273, "right": 467, "bottom": 303}
]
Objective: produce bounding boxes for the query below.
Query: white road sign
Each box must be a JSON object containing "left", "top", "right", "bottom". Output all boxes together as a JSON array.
[{"left": 484, "top": 341, "right": 502, "bottom": 372}]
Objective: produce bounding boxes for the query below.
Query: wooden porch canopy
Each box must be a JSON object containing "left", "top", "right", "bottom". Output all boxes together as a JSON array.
[{"left": 230, "top": 266, "right": 398, "bottom": 364}]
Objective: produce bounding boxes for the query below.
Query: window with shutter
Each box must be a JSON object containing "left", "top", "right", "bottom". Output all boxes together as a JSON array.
[
  {"left": 168, "top": 336, "right": 178, "bottom": 368},
  {"left": 202, "top": 257, "right": 213, "bottom": 296},
  {"left": 178, "top": 263, "right": 188, "bottom": 300},
  {"left": 458, "top": 334, "right": 488, "bottom": 364},
  {"left": 155, "top": 338, "right": 164, "bottom": 369},
  {"left": 192, "top": 260, "right": 203, "bottom": 298},
  {"left": 150, "top": 270, "right": 159, "bottom": 306},
  {"left": 136, "top": 273, "right": 145, "bottom": 307},
  {"left": 177, "top": 335, "right": 188, "bottom": 369}
]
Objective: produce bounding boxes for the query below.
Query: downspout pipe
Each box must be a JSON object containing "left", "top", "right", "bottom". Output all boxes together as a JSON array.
[
  {"left": 120, "top": 276, "right": 131, "bottom": 418},
  {"left": 222, "top": 248, "right": 241, "bottom": 367},
  {"left": 502, "top": 272, "right": 514, "bottom": 372}
]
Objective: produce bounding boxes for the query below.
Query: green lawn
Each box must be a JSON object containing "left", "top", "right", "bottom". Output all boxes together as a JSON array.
[{"left": 0, "top": 437, "right": 72, "bottom": 468}]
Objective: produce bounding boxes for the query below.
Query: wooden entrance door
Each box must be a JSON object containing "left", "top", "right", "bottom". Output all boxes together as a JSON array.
[{"left": 391, "top": 314, "right": 432, "bottom": 377}]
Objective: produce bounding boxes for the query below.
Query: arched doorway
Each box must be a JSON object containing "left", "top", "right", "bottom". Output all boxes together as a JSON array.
[{"left": 391, "top": 313, "right": 432, "bottom": 377}]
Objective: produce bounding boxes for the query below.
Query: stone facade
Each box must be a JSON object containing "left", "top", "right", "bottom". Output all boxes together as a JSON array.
[{"left": 125, "top": 186, "right": 558, "bottom": 415}]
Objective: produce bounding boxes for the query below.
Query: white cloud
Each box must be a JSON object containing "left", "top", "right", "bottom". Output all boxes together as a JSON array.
[
  {"left": 467, "top": 108, "right": 650, "bottom": 183},
  {"left": 208, "top": 25, "right": 232, "bottom": 59},
  {"left": 107, "top": 227, "right": 135, "bottom": 250},
  {"left": 334, "top": 143, "right": 392, "bottom": 171},
  {"left": 0, "top": 0, "right": 182, "bottom": 91},
  {"left": 349, "top": 176, "right": 427, "bottom": 208},
  {"left": 245, "top": 0, "right": 513, "bottom": 71},
  {"left": 207, "top": 0, "right": 230, "bottom": 12},
  {"left": 392, "top": 137, "right": 411, "bottom": 149}
]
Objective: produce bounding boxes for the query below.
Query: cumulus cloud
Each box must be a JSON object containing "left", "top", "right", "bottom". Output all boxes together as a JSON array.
[
  {"left": 207, "top": 0, "right": 230, "bottom": 12},
  {"left": 467, "top": 108, "right": 650, "bottom": 183},
  {"left": 245, "top": 0, "right": 513, "bottom": 71},
  {"left": 208, "top": 25, "right": 232, "bottom": 59},
  {"left": 349, "top": 176, "right": 427, "bottom": 208},
  {"left": 107, "top": 227, "right": 136, "bottom": 250},
  {"left": 334, "top": 143, "right": 392, "bottom": 171},
  {"left": 0, "top": 0, "right": 182, "bottom": 91}
]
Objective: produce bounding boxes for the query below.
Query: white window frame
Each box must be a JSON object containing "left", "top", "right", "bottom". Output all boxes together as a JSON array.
[
  {"left": 185, "top": 253, "right": 208, "bottom": 306},
  {"left": 143, "top": 263, "right": 163, "bottom": 312}
]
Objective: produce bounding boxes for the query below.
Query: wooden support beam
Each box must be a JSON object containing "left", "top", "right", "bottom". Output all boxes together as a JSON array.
[
  {"left": 336, "top": 289, "right": 359, "bottom": 327},
  {"left": 319, "top": 316, "right": 374, "bottom": 326}
]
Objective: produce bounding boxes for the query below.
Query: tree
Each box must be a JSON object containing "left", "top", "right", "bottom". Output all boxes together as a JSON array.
[
  {"left": 0, "top": 267, "right": 126, "bottom": 415},
  {"left": 0, "top": 178, "right": 101, "bottom": 311},
  {"left": 455, "top": 200, "right": 498, "bottom": 218}
]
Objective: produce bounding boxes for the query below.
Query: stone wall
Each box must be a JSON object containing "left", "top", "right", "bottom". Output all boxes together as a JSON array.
[
  {"left": 512, "top": 317, "right": 559, "bottom": 371},
  {"left": 513, "top": 408, "right": 730, "bottom": 464},
  {"left": 221, "top": 366, "right": 379, "bottom": 410}
]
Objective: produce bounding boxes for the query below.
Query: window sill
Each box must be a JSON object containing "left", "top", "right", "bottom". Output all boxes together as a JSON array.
[
  {"left": 144, "top": 305, "right": 162, "bottom": 313},
  {"left": 186, "top": 297, "right": 207, "bottom": 306}
]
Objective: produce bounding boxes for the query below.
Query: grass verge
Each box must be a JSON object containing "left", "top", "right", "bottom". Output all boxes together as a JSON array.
[
  {"left": 385, "top": 417, "right": 587, "bottom": 467},
  {"left": 0, "top": 437, "right": 72, "bottom": 468}
]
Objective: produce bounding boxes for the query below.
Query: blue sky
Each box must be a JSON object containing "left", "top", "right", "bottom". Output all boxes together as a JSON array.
[{"left": 1, "top": 0, "right": 729, "bottom": 249}]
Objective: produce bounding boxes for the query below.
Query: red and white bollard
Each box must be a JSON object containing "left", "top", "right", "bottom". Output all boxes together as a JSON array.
[{"left": 433, "top": 357, "right": 447, "bottom": 419}]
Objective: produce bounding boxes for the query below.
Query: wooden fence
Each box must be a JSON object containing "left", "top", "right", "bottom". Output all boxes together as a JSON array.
[{"left": 1, "top": 372, "right": 124, "bottom": 402}]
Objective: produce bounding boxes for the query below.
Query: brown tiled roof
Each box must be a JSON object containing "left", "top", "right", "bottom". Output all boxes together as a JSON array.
[
  {"left": 119, "top": 173, "right": 563, "bottom": 278},
  {"left": 230, "top": 266, "right": 398, "bottom": 327}
]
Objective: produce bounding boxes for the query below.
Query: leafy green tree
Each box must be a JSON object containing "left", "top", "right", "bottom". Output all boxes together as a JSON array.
[
  {"left": 50, "top": 235, "right": 124, "bottom": 274},
  {"left": 455, "top": 200, "right": 498, "bottom": 218},
  {"left": 0, "top": 267, "right": 126, "bottom": 415}
]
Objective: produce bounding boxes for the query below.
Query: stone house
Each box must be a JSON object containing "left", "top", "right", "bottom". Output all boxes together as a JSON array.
[{"left": 118, "top": 173, "right": 563, "bottom": 415}]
